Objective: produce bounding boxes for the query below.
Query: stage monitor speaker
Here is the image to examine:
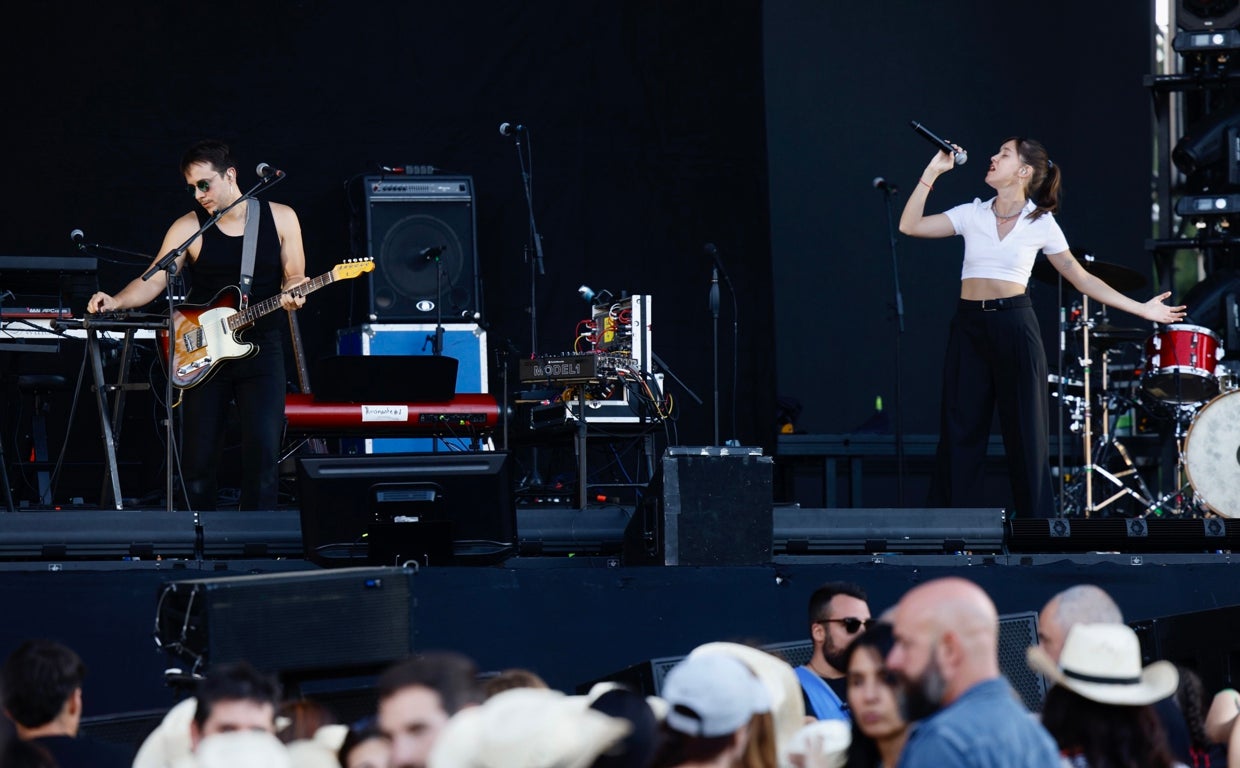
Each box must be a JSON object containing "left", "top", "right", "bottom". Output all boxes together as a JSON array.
[
  {"left": 774, "top": 507, "right": 1007, "bottom": 555},
  {"left": 153, "top": 567, "right": 414, "bottom": 679},
  {"left": 577, "top": 613, "right": 1046, "bottom": 710},
  {"left": 296, "top": 452, "right": 515, "bottom": 567},
  {"left": 356, "top": 175, "right": 479, "bottom": 322},
  {"left": 623, "top": 447, "right": 773, "bottom": 566}
]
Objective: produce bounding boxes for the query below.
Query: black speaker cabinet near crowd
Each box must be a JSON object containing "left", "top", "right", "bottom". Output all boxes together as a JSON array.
[{"left": 356, "top": 175, "right": 480, "bottom": 322}]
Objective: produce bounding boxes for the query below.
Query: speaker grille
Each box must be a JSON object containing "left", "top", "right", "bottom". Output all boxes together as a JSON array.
[{"left": 358, "top": 175, "right": 479, "bottom": 321}]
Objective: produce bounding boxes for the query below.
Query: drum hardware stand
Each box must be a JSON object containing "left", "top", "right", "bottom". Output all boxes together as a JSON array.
[
  {"left": 1074, "top": 297, "right": 1155, "bottom": 517},
  {"left": 1142, "top": 403, "right": 1200, "bottom": 517}
]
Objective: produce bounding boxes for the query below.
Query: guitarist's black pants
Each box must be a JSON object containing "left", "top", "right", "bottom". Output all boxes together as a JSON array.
[{"left": 179, "top": 332, "right": 284, "bottom": 510}]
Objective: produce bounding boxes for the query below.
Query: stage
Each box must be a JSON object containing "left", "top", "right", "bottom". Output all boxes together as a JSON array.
[{"left": 2, "top": 503, "right": 1240, "bottom": 738}]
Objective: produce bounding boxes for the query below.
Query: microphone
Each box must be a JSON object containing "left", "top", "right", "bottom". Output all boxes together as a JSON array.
[
  {"left": 709, "top": 267, "right": 720, "bottom": 316},
  {"left": 704, "top": 243, "right": 734, "bottom": 290},
  {"left": 70, "top": 228, "right": 86, "bottom": 246},
  {"left": 256, "top": 163, "right": 285, "bottom": 180},
  {"left": 499, "top": 122, "right": 526, "bottom": 137},
  {"left": 872, "top": 177, "right": 899, "bottom": 193},
  {"left": 418, "top": 245, "right": 446, "bottom": 261},
  {"left": 909, "top": 121, "right": 967, "bottom": 165}
]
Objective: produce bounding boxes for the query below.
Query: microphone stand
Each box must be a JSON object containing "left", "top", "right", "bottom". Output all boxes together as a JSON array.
[
  {"left": 509, "top": 128, "right": 545, "bottom": 356},
  {"left": 508, "top": 127, "right": 546, "bottom": 486},
  {"left": 708, "top": 249, "right": 740, "bottom": 445},
  {"left": 142, "top": 175, "right": 284, "bottom": 556},
  {"left": 879, "top": 183, "right": 907, "bottom": 504},
  {"left": 710, "top": 268, "right": 720, "bottom": 446}
]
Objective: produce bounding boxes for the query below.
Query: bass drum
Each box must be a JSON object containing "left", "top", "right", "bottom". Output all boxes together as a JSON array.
[{"left": 1184, "top": 390, "right": 1240, "bottom": 517}]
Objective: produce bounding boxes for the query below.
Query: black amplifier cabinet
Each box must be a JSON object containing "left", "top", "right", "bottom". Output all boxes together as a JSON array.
[{"left": 154, "top": 567, "right": 414, "bottom": 679}]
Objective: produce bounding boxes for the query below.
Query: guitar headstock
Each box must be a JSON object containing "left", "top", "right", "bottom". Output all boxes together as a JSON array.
[{"left": 332, "top": 258, "right": 376, "bottom": 280}]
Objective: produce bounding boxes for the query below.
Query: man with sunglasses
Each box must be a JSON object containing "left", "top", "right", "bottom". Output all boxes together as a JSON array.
[
  {"left": 796, "top": 581, "right": 872, "bottom": 721},
  {"left": 87, "top": 139, "right": 308, "bottom": 511}
]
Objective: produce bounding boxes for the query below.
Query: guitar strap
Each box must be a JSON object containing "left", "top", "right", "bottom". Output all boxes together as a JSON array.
[{"left": 238, "top": 197, "right": 260, "bottom": 309}]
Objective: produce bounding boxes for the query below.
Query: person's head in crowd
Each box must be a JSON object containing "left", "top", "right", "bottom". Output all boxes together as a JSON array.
[
  {"left": 377, "top": 650, "right": 485, "bottom": 768},
  {"left": 1037, "top": 584, "right": 1122, "bottom": 663},
  {"left": 690, "top": 641, "right": 807, "bottom": 768},
  {"left": 587, "top": 686, "right": 661, "bottom": 768},
  {"left": 338, "top": 719, "right": 391, "bottom": 768},
  {"left": 482, "top": 667, "right": 550, "bottom": 699},
  {"left": 191, "top": 661, "right": 282, "bottom": 750},
  {"left": 885, "top": 577, "right": 1000, "bottom": 721},
  {"left": 807, "top": 582, "right": 872, "bottom": 678},
  {"left": 1, "top": 639, "right": 87, "bottom": 738},
  {"left": 276, "top": 697, "right": 337, "bottom": 744},
  {"left": 840, "top": 623, "right": 908, "bottom": 768},
  {"left": 427, "top": 686, "right": 630, "bottom": 768},
  {"left": 651, "top": 653, "right": 771, "bottom": 768},
  {"left": 195, "top": 729, "right": 290, "bottom": 768},
  {"left": 1028, "top": 622, "right": 1179, "bottom": 768}
]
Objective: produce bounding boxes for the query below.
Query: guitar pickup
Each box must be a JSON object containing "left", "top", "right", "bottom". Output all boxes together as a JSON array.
[{"left": 176, "top": 357, "right": 211, "bottom": 377}]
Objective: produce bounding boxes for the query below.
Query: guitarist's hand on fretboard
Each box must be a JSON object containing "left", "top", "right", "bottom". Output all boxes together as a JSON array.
[{"left": 280, "top": 276, "right": 310, "bottom": 311}]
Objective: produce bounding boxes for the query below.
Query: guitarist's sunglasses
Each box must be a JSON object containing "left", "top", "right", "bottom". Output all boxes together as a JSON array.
[{"left": 185, "top": 179, "right": 214, "bottom": 195}]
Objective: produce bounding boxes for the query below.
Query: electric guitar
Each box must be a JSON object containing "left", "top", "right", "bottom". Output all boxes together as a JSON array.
[{"left": 159, "top": 258, "right": 374, "bottom": 389}]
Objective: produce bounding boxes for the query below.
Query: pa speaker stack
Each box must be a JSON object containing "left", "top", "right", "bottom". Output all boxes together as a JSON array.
[{"left": 354, "top": 175, "right": 480, "bottom": 322}]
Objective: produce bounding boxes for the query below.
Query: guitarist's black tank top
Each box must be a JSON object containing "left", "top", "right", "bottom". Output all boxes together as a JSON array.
[{"left": 189, "top": 201, "right": 284, "bottom": 336}]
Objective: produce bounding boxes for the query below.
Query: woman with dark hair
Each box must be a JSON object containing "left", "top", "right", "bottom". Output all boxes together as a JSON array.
[
  {"left": 840, "top": 623, "right": 908, "bottom": 768},
  {"left": 1028, "top": 622, "right": 1183, "bottom": 768},
  {"left": 337, "top": 719, "right": 390, "bottom": 768},
  {"left": 900, "top": 136, "right": 1185, "bottom": 518}
]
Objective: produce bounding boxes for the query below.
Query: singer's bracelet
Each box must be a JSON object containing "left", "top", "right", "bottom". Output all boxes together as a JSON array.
[{"left": 919, "top": 178, "right": 934, "bottom": 191}]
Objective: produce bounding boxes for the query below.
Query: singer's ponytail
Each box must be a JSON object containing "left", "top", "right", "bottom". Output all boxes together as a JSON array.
[{"left": 1006, "top": 136, "right": 1060, "bottom": 221}]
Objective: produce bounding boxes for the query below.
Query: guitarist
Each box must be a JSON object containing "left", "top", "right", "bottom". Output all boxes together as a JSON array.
[{"left": 87, "top": 139, "right": 309, "bottom": 511}]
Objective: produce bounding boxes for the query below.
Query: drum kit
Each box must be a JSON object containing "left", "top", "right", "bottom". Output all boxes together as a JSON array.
[{"left": 1036, "top": 256, "right": 1237, "bottom": 518}]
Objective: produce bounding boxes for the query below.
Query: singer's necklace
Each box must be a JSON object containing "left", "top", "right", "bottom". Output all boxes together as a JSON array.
[{"left": 993, "top": 199, "right": 1025, "bottom": 223}]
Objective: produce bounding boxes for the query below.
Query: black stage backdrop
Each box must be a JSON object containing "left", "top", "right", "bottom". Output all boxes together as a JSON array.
[
  {"left": 766, "top": 1, "right": 1155, "bottom": 436},
  {"left": 1, "top": 1, "right": 773, "bottom": 492}
]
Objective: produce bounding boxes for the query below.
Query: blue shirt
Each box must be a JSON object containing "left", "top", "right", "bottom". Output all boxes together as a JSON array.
[
  {"left": 795, "top": 665, "right": 849, "bottom": 721},
  {"left": 897, "top": 677, "right": 1060, "bottom": 768}
]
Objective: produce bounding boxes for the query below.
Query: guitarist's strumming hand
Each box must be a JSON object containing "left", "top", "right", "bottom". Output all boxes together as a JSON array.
[{"left": 280, "top": 276, "right": 310, "bottom": 311}]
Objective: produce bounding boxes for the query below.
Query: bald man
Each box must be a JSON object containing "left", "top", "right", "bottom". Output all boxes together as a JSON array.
[{"left": 886, "top": 577, "right": 1059, "bottom": 768}]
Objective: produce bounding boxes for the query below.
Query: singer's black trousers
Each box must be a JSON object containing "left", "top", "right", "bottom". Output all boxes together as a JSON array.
[
  {"left": 927, "top": 297, "right": 1055, "bottom": 519},
  {"left": 178, "top": 330, "right": 285, "bottom": 511}
]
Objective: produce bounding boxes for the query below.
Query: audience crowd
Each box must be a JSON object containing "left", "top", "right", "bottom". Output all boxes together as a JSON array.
[{"left": 3, "top": 577, "right": 1237, "bottom": 768}]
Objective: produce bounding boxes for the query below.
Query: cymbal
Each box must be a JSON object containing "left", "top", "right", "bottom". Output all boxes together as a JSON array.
[
  {"left": 1031, "top": 255, "right": 1147, "bottom": 293},
  {"left": 1088, "top": 322, "right": 1149, "bottom": 348}
]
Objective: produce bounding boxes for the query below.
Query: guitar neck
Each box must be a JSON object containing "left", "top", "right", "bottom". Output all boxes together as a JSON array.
[{"left": 226, "top": 271, "right": 337, "bottom": 332}]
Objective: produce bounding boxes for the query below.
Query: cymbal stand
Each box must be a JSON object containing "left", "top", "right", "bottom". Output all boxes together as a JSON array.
[
  {"left": 1142, "top": 404, "right": 1198, "bottom": 516},
  {"left": 1076, "top": 297, "right": 1155, "bottom": 516}
]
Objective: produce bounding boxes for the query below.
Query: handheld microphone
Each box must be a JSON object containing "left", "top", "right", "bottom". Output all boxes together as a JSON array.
[
  {"left": 256, "top": 163, "right": 285, "bottom": 180},
  {"left": 499, "top": 122, "right": 526, "bottom": 137},
  {"left": 909, "top": 121, "right": 967, "bottom": 165},
  {"left": 872, "top": 177, "right": 899, "bottom": 193},
  {"left": 70, "top": 228, "right": 86, "bottom": 245}
]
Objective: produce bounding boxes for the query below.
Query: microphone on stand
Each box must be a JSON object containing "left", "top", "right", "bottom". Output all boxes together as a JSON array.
[
  {"left": 70, "top": 229, "right": 87, "bottom": 249},
  {"left": 872, "top": 177, "right": 899, "bottom": 194},
  {"left": 418, "top": 245, "right": 446, "bottom": 262},
  {"left": 256, "top": 163, "right": 285, "bottom": 181},
  {"left": 709, "top": 267, "right": 720, "bottom": 316},
  {"left": 499, "top": 122, "right": 526, "bottom": 137}
]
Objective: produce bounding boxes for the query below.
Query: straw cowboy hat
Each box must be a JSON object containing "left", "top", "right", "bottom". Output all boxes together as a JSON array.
[{"left": 1026, "top": 622, "right": 1178, "bottom": 706}]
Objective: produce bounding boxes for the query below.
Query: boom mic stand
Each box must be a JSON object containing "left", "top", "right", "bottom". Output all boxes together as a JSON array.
[
  {"left": 142, "top": 172, "right": 285, "bottom": 557},
  {"left": 506, "top": 124, "right": 547, "bottom": 485}
]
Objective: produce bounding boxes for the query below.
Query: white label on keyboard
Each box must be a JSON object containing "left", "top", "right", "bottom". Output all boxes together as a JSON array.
[{"left": 361, "top": 405, "right": 409, "bottom": 422}]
